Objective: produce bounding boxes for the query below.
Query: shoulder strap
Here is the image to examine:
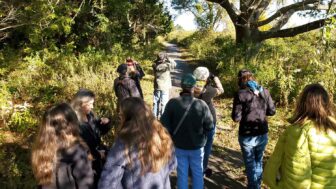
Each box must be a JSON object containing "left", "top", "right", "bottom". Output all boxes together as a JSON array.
[{"left": 173, "top": 98, "right": 195, "bottom": 136}]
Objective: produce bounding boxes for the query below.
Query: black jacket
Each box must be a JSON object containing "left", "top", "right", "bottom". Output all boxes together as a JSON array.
[
  {"left": 39, "top": 143, "right": 94, "bottom": 189},
  {"left": 161, "top": 94, "right": 213, "bottom": 150},
  {"left": 79, "top": 112, "right": 112, "bottom": 183},
  {"left": 232, "top": 88, "right": 276, "bottom": 136}
]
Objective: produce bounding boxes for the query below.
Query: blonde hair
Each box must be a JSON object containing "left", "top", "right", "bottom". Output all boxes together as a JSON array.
[
  {"left": 71, "top": 89, "right": 95, "bottom": 123},
  {"left": 31, "top": 103, "right": 84, "bottom": 185},
  {"left": 291, "top": 83, "right": 336, "bottom": 132},
  {"left": 118, "top": 97, "right": 173, "bottom": 174}
]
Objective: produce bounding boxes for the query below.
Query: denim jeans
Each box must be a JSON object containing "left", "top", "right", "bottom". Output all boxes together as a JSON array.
[
  {"left": 203, "top": 125, "right": 216, "bottom": 170},
  {"left": 238, "top": 134, "right": 268, "bottom": 189},
  {"left": 153, "top": 90, "right": 169, "bottom": 119},
  {"left": 175, "top": 147, "right": 204, "bottom": 189}
]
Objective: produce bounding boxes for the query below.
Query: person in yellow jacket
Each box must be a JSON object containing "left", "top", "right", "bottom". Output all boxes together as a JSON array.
[{"left": 263, "top": 83, "right": 336, "bottom": 189}]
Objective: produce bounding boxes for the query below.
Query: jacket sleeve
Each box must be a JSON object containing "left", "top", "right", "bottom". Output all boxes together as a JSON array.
[
  {"left": 160, "top": 100, "right": 172, "bottom": 134},
  {"left": 98, "top": 142, "right": 126, "bottom": 189},
  {"left": 265, "top": 89, "right": 276, "bottom": 116},
  {"left": 95, "top": 118, "right": 112, "bottom": 135},
  {"left": 135, "top": 63, "right": 145, "bottom": 79},
  {"left": 155, "top": 63, "right": 169, "bottom": 72},
  {"left": 202, "top": 100, "right": 214, "bottom": 132},
  {"left": 263, "top": 129, "right": 286, "bottom": 189},
  {"left": 128, "top": 79, "right": 141, "bottom": 98},
  {"left": 72, "top": 146, "right": 94, "bottom": 189},
  {"left": 231, "top": 93, "right": 242, "bottom": 122}
]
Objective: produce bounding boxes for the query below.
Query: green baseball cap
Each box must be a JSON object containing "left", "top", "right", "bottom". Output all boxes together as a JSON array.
[{"left": 181, "top": 73, "right": 196, "bottom": 88}]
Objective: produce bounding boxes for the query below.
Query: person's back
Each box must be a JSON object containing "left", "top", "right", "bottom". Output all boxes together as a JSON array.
[
  {"left": 32, "top": 103, "right": 93, "bottom": 189},
  {"left": 113, "top": 76, "right": 140, "bottom": 101},
  {"left": 264, "top": 83, "right": 336, "bottom": 189},
  {"left": 160, "top": 73, "right": 213, "bottom": 189},
  {"left": 161, "top": 95, "right": 213, "bottom": 149},
  {"left": 98, "top": 97, "right": 176, "bottom": 189},
  {"left": 99, "top": 140, "right": 176, "bottom": 189},
  {"left": 114, "top": 64, "right": 141, "bottom": 105}
]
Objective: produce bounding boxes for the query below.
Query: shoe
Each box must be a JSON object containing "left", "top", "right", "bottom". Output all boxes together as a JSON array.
[{"left": 204, "top": 168, "right": 213, "bottom": 177}]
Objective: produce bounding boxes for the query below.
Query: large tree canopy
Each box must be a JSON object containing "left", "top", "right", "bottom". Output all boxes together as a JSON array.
[{"left": 173, "top": 0, "right": 336, "bottom": 43}]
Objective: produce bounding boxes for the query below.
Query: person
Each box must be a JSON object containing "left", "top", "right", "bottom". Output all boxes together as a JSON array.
[
  {"left": 125, "top": 57, "right": 145, "bottom": 98},
  {"left": 161, "top": 73, "right": 213, "bottom": 189},
  {"left": 98, "top": 97, "right": 176, "bottom": 189},
  {"left": 114, "top": 63, "right": 141, "bottom": 108},
  {"left": 263, "top": 83, "right": 336, "bottom": 189},
  {"left": 152, "top": 52, "right": 175, "bottom": 119},
  {"left": 193, "top": 66, "right": 224, "bottom": 177},
  {"left": 231, "top": 69, "right": 275, "bottom": 189},
  {"left": 71, "top": 89, "right": 112, "bottom": 187},
  {"left": 31, "top": 103, "right": 94, "bottom": 189}
]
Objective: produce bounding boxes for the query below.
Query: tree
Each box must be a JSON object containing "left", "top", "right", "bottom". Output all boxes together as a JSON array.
[
  {"left": 173, "top": 1, "right": 227, "bottom": 31},
  {"left": 128, "top": 0, "right": 173, "bottom": 45},
  {"left": 173, "top": 0, "right": 336, "bottom": 43}
]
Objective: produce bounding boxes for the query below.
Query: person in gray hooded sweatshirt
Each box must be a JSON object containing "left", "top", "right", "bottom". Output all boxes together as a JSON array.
[{"left": 152, "top": 52, "right": 175, "bottom": 119}]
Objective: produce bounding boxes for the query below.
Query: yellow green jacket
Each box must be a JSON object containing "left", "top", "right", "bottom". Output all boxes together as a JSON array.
[{"left": 263, "top": 121, "right": 336, "bottom": 189}]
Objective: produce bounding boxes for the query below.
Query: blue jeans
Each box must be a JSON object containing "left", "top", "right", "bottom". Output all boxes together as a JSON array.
[
  {"left": 203, "top": 126, "right": 216, "bottom": 170},
  {"left": 176, "top": 147, "right": 204, "bottom": 189},
  {"left": 153, "top": 90, "right": 169, "bottom": 119},
  {"left": 239, "top": 134, "right": 268, "bottom": 189}
]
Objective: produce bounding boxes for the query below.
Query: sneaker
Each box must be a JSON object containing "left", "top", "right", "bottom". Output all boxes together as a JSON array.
[{"left": 204, "top": 168, "right": 213, "bottom": 177}]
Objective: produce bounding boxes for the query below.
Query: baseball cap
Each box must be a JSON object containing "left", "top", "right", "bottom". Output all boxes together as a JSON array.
[{"left": 181, "top": 73, "right": 196, "bottom": 88}]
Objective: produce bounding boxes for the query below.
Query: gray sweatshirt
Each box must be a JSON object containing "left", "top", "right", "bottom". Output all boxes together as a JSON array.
[{"left": 98, "top": 140, "right": 177, "bottom": 189}]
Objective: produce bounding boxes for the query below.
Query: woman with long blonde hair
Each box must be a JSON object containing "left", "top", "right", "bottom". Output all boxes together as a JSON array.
[
  {"left": 31, "top": 103, "right": 93, "bottom": 189},
  {"left": 71, "top": 89, "right": 112, "bottom": 186},
  {"left": 264, "top": 83, "right": 336, "bottom": 188},
  {"left": 98, "top": 97, "right": 176, "bottom": 189}
]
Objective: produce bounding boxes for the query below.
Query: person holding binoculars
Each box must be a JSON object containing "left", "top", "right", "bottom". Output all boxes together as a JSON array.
[{"left": 193, "top": 67, "right": 224, "bottom": 177}]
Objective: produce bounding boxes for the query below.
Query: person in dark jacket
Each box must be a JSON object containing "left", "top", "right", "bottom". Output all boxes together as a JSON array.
[
  {"left": 125, "top": 57, "right": 145, "bottom": 98},
  {"left": 114, "top": 63, "right": 141, "bottom": 108},
  {"left": 32, "top": 103, "right": 94, "bottom": 189},
  {"left": 98, "top": 97, "right": 176, "bottom": 189},
  {"left": 71, "top": 89, "right": 112, "bottom": 187},
  {"left": 231, "top": 69, "right": 276, "bottom": 189},
  {"left": 161, "top": 73, "right": 213, "bottom": 189}
]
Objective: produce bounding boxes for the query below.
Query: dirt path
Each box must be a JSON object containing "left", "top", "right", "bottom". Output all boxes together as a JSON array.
[{"left": 164, "top": 43, "right": 246, "bottom": 189}]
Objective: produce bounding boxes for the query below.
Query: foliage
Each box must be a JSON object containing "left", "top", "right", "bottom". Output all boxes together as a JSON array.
[
  {"left": 167, "top": 29, "right": 336, "bottom": 107},
  {"left": 172, "top": 0, "right": 336, "bottom": 43}
]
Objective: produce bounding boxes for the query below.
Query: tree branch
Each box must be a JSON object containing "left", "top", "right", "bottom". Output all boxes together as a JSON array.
[
  {"left": 260, "top": 14, "right": 336, "bottom": 40},
  {"left": 256, "top": 0, "right": 319, "bottom": 27},
  {"left": 206, "top": 0, "right": 240, "bottom": 21},
  {"left": 0, "top": 24, "right": 25, "bottom": 31}
]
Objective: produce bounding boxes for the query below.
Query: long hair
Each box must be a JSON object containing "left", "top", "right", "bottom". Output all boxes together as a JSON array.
[
  {"left": 290, "top": 83, "right": 336, "bottom": 132},
  {"left": 71, "top": 89, "right": 95, "bottom": 123},
  {"left": 237, "top": 69, "right": 254, "bottom": 88},
  {"left": 31, "top": 103, "right": 83, "bottom": 185},
  {"left": 118, "top": 97, "right": 173, "bottom": 174}
]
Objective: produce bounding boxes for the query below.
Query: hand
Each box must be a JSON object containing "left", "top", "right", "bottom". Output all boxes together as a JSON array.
[
  {"left": 100, "top": 117, "right": 109, "bottom": 124},
  {"left": 209, "top": 73, "right": 215, "bottom": 80}
]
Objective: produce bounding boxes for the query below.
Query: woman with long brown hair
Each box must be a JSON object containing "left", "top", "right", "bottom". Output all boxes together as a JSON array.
[
  {"left": 31, "top": 103, "right": 93, "bottom": 189},
  {"left": 264, "top": 83, "right": 336, "bottom": 188},
  {"left": 98, "top": 97, "right": 176, "bottom": 189}
]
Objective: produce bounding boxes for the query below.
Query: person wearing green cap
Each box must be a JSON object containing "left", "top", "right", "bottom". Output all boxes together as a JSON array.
[{"left": 161, "top": 73, "right": 213, "bottom": 189}]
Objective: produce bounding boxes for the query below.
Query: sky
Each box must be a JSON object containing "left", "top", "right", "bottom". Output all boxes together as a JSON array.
[{"left": 163, "top": 0, "right": 324, "bottom": 31}]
